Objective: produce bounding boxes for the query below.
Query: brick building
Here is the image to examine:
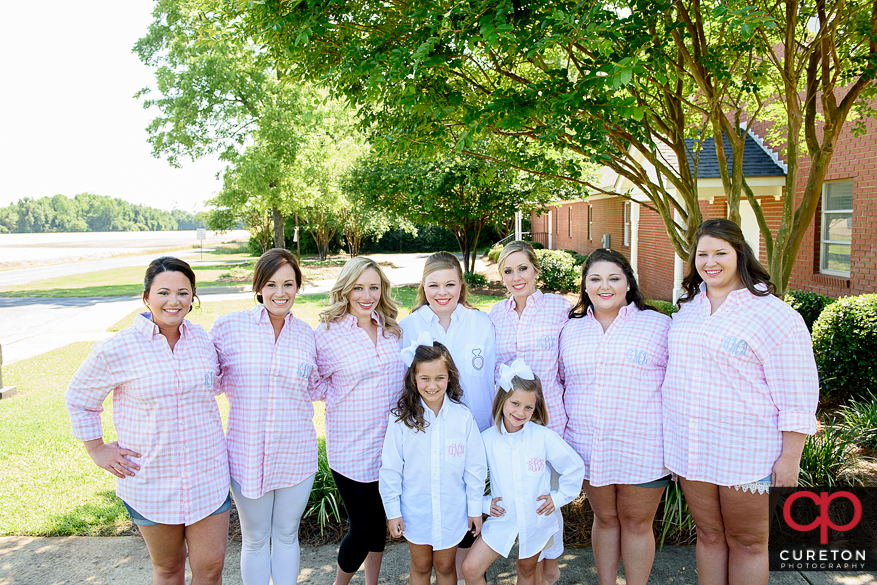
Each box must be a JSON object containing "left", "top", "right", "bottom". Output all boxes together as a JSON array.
[{"left": 532, "top": 120, "right": 876, "bottom": 302}]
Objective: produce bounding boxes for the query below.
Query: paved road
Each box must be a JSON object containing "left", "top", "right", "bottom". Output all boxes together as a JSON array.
[{"left": 0, "top": 252, "right": 486, "bottom": 365}]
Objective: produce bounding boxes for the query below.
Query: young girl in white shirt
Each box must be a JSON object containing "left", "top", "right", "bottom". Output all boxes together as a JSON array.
[
  {"left": 462, "top": 359, "right": 584, "bottom": 585},
  {"left": 379, "top": 334, "right": 488, "bottom": 585}
]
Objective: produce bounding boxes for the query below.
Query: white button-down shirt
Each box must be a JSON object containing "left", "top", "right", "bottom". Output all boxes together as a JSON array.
[
  {"left": 663, "top": 287, "right": 819, "bottom": 486},
  {"left": 401, "top": 305, "right": 497, "bottom": 431},
  {"left": 314, "top": 313, "right": 406, "bottom": 482},
  {"left": 379, "top": 398, "right": 487, "bottom": 549},
  {"left": 211, "top": 305, "right": 319, "bottom": 499},
  {"left": 490, "top": 291, "right": 571, "bottom": 435},
  {"left": 480, "top": 422, "right": 585, "bottom": 559},
  {"left": 560, "top": 304, "right": 671, "bottom": 486},
  {"left": 66, "top": 314, "right": 228, "bottom": 525}
]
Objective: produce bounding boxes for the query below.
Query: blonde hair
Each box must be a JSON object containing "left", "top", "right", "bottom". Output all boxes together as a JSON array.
[
  {"left": 491, "top": 374, "right": 548, "bottom": 431},
  {"left": 319, "top": 257, "right": 402, "bottom": 338},
  {"left": 497, "top": 241, "right": 541, "bottom": 278},
  {"left": 412, "top": 251, "right": 474, "bottom": 311}
]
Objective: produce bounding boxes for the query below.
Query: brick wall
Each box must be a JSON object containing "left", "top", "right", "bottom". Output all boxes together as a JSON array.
[
  {"left": 542, "top": 199, "right": 631, "bottom": 256},
  {"left": 637, "top": 207, "right": 676, "bottom": 301}
]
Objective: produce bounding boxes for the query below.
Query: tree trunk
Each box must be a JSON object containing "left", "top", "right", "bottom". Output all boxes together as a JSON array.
[{"left": 272, "top": 207, "right": 284, "bottom": 249}]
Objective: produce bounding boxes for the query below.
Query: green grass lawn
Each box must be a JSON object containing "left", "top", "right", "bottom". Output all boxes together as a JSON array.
[{"left": 0, "top": 287, "right": 501, "bottom": 536}]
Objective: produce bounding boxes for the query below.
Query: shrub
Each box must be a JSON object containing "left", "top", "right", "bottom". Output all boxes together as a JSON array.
[
  {"left": 535, "top": 249, "right": 579, "bottom": 292},
  {"left": 648, "top": 300, "right": 678, "bottom": 317},
  {"left": 839, "top": 390, "right": 877, "bottom": 450},
  {"left": 812, "top": 294, "right": 877, "bottom": 401},
  {"left": 463, "top": 272, "right": 487, "bottom": 288},
  {"left": 559, "top": 249, "right": 588, "bottom": 266},
  {"left": 305, "top": 437, "right": 344, "bottom": 533},
  {"left": 530, "top": 241, "right": 545, "bottom": 249},
  {"left": 784, "top": 289, "right": 835, "bottom": 331},
  {"left": 657, "top": 481, "right": 696, "bottom": 546},
  {"left": 487, "top": 246, "right": 503, "bottom": 263},
  {"left": 798, "top": 421, "right": 864, "bottom": 487}
]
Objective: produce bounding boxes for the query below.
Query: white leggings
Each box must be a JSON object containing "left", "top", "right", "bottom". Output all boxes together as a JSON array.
[{"left": 230, "top": 474, "right": 316, "bottom": 585}]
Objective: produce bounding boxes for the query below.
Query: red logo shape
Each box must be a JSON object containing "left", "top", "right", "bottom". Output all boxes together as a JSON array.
[{"left": 783, "top": 491, "right": 862, "bottom": 544}]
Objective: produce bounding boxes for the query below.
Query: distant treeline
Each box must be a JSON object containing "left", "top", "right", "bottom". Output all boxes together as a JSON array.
[{"left": 0, "top": 193, "right": 205, "bottom": 234}]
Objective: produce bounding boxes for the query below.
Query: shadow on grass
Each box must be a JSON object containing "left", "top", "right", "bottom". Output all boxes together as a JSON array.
[{"left": 42, "top": 489, "right": 136, "bottom": 537}]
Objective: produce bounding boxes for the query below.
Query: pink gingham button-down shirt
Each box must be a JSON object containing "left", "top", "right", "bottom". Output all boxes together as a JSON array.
[
  {"left": 66, "top": 314, "right": 228, "bottom": 525},
  {"left": 314, "top": 313, "right": 405, "bottom": 483},
  {"left": 211, "top": 305, "right": 319, "bottom": 499},
  {"left": 662, "top": 288, "right": 819, "bottom": 486},
  {"left": 560, "top": 304, "right": 671, "bottom": 486},
  {"left": 490, "top": 290, "right": 571, "bottom": 435}
]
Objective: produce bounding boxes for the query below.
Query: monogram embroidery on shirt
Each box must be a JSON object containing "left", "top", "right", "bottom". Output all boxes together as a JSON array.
[
  {"left": 203, "top": 371, "right": 215, "bottom": 389},
  {"left": 720, "top": 336, "right": 749, "bottom": 358},
  {"left": 535, "top": 335, "right": 556, "bottom": 350},
  {"left": 471, "top": 349, "right": 484, "bottom": 371},
  {"left": 297, "top": 362, "right": 312, "bottom": 379},
  {"left": 447, "top": 442, "right": 465, "bottom": 458},
  {"left": 626, "top": 347, "right": 649, "bottom": 366},
  {"left": 527, "top": 457, "right": 545, "bottom": 472}
]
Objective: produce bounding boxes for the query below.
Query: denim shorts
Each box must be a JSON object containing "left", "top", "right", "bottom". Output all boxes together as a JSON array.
[
  {"left": 123, "top": 492, "right": 231, "bottom": 527},
  {"left": 634, "top": 475, "right": 671, "bottom": 489}
]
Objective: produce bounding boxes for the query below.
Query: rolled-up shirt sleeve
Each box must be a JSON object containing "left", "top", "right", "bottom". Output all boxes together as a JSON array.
[{"left": 764, "top": 327, "right": 819, "bottom": 435}]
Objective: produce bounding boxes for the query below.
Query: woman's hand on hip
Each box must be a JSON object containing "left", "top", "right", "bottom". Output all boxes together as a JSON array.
[{"left": 84, "top": 439, "right": 141, "bottom": 479}]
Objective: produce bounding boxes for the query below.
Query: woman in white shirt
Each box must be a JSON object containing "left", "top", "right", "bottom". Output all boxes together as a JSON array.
[{"left": 400, "top": 251, "right": 496, "bottom": 431}]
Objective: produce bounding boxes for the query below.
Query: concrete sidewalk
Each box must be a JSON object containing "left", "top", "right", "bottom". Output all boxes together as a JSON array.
[{"left": 1, "top": 536, "right": 872, "bottom": 585}]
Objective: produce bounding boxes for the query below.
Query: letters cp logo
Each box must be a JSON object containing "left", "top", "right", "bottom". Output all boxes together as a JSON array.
[{"left": 783, "top": 491, "right": 862, "bottom": 544}]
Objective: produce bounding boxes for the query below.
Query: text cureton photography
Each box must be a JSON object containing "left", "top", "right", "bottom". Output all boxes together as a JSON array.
[{"left": 769, "top": 487, "right": 877, "bottom": 571}]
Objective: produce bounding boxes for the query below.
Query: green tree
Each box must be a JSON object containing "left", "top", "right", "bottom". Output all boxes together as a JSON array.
[
  {"left": 238, "top": 0, "right": 877, "bottom": 293},
  {"left": 346, "top": 146, "right": 563, "bottom": 272}
]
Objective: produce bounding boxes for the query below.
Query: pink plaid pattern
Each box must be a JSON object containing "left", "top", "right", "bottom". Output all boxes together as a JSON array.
[
  {"left": 66, "top": 314, "right": 229, "bottom": 525},
  {"left": 663, "top": 288, "right": 819, "bottom": 486},
  {"left": 211, "top": 306, "right": 319, "bottom": 499},
  {"left": 560, "top": 304, "right": 671, "bottom": 486},
  {"left": 314, "top": 313, "right": 405, "bottom": 482},
  {"left": 490, "top": 291, "right": 571, "bottom": 435}
]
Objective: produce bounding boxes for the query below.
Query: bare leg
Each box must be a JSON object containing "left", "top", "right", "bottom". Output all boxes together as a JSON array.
[
  {"left": 616, "top": 485, "right": 665, "bottom": 585},
  {"left": 456, "top": 547, "right": 469, "bottom": 582},
  {"left": 433, "top": 547, "right": 459, "bottom": 585},
  {"left": 679, "top": 479, "right": 728, "bottom": 585},
  {"left": 363, "top": 551, "right": 383, "bottom": 585},
  {"left": 138, "top": 523, "right": 187, "bottom": 585},
  {"left": 516, "top": 552, "right": 540, "bottom": 585},
  {"left": 462, "top": 537, "right": 501, "bottom": 585},
  {"left": 185, "top": 511, "right": 230, "bottom": 585},
  {"left": 584, "top": 482, "right": 621, "bottom": 585},
  {"left": 720, "top": 487, "right": 769, "bottom": 585},
  {"left": 409, "top": 543, "right": 436, "bottom": 585}
]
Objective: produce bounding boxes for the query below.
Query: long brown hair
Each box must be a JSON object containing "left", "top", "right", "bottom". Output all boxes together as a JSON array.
[
  {"left": 569, "top": 248, "right": 657, "bottom": 318},
  {"left": 392, "top": 342, "right": 464, "bottom": 433},
  {"left": 491, "top": 374, "right": 548, "bottom": 431},
  {"left": 678, "top": 218, "right": 775, "bottom": 307},
  {"left": 412, "top": 251, "right": 474, "bottom": 311}
]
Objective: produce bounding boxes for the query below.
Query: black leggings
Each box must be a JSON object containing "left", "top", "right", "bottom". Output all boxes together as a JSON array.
[{"left": 331, "top": 470, "right": 387, "bottom": 573}]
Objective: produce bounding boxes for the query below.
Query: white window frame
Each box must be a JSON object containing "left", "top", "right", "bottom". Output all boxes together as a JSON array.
[
  {"left": 623, "top": 201, "right": 631, "bottom": 246},
  {"left": 568, "top": 207, "right": 572, "bottom": 237},
  {"left": 820, "top": 181, "right": 853, "bottom": 278}
]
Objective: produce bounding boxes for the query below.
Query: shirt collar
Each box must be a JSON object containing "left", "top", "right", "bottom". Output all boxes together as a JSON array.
[
  {"left": 585, "top": 301, "right": 637, "bottom": 325},
  {"left": 340, "top": 310, "right": 383, "bottom": 330},
  {"left": 135, "top": 312, "right": 189, "bottom": 341},
  {"left": 508, "top": 289, "right": 544, "bottom": 313},
  {"left": 420, "top": 396, "right": 450, "bottom": 421},
  {"left": 421, "top": 303, "right": 464, "bottom": 325},
  {"left": 252, "top": 303, "right": 291, "bottom": 326},
  {"left": 499, "top": 419, "right": 529, "bottom": 439}
]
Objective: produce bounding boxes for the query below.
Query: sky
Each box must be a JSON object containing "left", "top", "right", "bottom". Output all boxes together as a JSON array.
[{"left": 0, "top": 1, "right": 226, "bottom": 213}]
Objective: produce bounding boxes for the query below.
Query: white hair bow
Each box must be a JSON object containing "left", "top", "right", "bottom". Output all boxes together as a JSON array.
[
  {"left": 498, "top": 358, "right": 535, "bottom": 391},
  {"left": 400, "top": 330, "right": 435, "bottom": 367}
]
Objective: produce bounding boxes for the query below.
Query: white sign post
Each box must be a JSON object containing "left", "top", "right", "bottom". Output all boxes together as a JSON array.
[
  {"left": 196, "top": 228, "right": 207, "bottom": 258},
  {"left": 0, "top": 344, "right": 17, "bottom": 400}
]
